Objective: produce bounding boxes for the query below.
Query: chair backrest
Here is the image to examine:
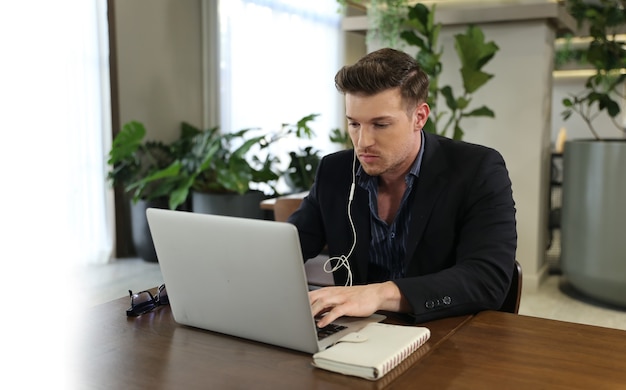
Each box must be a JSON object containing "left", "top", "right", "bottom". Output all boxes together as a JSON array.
[
  {"left": 499, "top": 260, "right": 523, "bottom": 314},
  {"left": 273, "top": 197, "right": 304, "bottom": 222}
]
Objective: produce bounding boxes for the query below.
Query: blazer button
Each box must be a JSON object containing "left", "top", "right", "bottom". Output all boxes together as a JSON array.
[
  {"left": 425, "top": 300, "right": 435, "bottom": 309},
  {"left": 443, "top": 296, "right": 452, "bottom": 305}
]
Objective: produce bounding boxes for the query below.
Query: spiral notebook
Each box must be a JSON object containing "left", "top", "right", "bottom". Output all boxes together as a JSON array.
[{"left": 312, "top": 323, "right": 431, "bottom": 380}]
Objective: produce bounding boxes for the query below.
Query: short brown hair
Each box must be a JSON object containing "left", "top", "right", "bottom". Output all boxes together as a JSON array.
[{"left": 334, "top": 48, "right": 429, "bottom": 113}]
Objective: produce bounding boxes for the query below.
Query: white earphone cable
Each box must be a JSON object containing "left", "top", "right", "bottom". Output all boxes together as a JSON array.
[{"left": 323, "top": 152, "right": 357, "bottom": 286}]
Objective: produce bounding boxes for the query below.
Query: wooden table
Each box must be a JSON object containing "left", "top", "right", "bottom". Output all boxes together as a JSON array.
[
  {"left": 391, "top": 310, "right": 626, "bottom": 389},
  {"left": 77, "top": 295, "right": 626, "bottom": 389},
  {"left": 76, "top": 295, "right": 470, "bottom": 389}
]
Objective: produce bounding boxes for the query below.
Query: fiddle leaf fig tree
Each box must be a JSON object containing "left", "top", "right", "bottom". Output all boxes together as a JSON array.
[
  {"left": 336, "top": 2, "right": 499, "bottom": 140},
  {"left": 401, "top": 3, "right": 499, "bottom": 140}
]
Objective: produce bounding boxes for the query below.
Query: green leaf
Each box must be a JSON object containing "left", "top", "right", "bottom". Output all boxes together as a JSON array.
[
  {"left": 406, "top": 3, "right": 430, "bottom": 35},
  {"left": 416, "top": 51, "right": 441, "bottom": 76},
  {"left": 562, "top": 109, "right": 573, "bottom": 121},
  {"left": 329, "top": 128, "right": 352, "bottom": 149},
  {"left": 400, "top": 30, "right": 426, "bottom": 50},
  {"left": 457, "top": 96, "right": 470, "bottom": 110},
  {"left": 180, "top": 122, "right": 202, "bottom": 139},
  {"left": 108, "top": 121, "right": 146, "bottom": 165},
  {"left": 460, "top": 68, "right": 494, "bottom": 94},
  {"left": 452, "top": 125, "right": 464, "bottom": 141},
  {"left": 600, "top": 95, "right": 621, "bottom": 117},
  {"left": 231, "top": 135, "right": 266, "bottom": 160},
  {"left": 169, "top": 176, "right": 195, "bottom": 210},
  {"left": 463, "top": 106, "right": 495, "bottom": 118},
  {"left": 455, "top": 25, "right": 498, "bottom": 93},
  {"left": 454, "top": 25, "right": 499, "bottom": 70},
  {"left": 295, "top": 113, "right": 319, "bottom": 138},
  {"left": 128, "top": 161, "right": 182, "bottom": 191},
  {"left": 427, "top": 3, "right": 436, "bottom": 32},
  {"left": 198, "top": 142, "right": 220, "bottom": 172},
  {"left": 440, "top": 86, "right": 456, "bottom": 110},
  {"left": 218, "top": 162, "right": 251, "bottom": 194}
]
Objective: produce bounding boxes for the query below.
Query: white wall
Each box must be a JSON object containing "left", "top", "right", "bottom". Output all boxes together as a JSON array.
[
  {"left": 114, "top": 0, "right": 204, "bottom": 142},
  {"left": 440, "top": 21, "right": 555, "bottom": 289}
]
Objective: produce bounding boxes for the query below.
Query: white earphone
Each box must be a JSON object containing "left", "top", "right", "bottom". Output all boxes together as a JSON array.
[{"left": 323, "top": 151, "right": 357, "bottom": 286}]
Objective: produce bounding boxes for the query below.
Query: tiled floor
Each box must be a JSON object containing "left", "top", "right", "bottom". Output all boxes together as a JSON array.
[
  {"left": 78, "top": 257, "right": 626, "bottom": 331},
  {"left": 518, "top": 274, "right": 626, "bottom": 330}
]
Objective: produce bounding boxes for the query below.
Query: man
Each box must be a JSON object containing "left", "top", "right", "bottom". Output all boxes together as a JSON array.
[{"left": 289, "top": 48, "right": 517, "bottom": 327}]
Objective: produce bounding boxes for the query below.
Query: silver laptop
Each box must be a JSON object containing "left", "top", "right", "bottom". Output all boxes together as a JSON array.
[{"left": 146, "top": 208, "right": 384, "bottom": 354}]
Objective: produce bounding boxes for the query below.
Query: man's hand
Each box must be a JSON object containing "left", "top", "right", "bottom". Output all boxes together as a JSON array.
[{"left": 309, "top": 281, "right": 410, "bottom": 328}]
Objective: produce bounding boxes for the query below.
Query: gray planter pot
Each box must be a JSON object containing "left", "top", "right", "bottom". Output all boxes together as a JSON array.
[
  {"left": 561, "top": 139, "right": 626, "bottom": 307},
  {"left": 130, "top": 197, "right": 191, "bottom": 262},
  {"left": 192, "top": 191, "right": 268, "bottom": 219},
  {"left": 130, "top": 198, "right": 168, "bottom": 263}
]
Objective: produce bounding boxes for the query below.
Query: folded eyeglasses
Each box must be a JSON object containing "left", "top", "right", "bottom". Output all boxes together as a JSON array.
[{"left": 126, "top": 284, "right": 169, "bottom": 317}]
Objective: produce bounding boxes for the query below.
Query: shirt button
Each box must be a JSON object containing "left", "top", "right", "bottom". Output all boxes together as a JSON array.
[{"left": 390, "top": 232, "right": 395, "bottom": 239}]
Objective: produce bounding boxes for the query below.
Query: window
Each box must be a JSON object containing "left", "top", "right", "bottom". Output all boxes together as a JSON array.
[{"left": 218, "top": 0, "right": 345, "bottom": 192}]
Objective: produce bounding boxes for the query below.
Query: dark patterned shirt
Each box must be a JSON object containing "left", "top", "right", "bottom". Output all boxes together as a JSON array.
[{"left": 356, "top": 131, "right": 425, "bottom": 282}]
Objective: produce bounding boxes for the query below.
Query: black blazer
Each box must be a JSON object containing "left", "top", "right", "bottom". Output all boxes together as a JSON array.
[{"left": 289, "top": 131, "right": 517, "bottom": 323}]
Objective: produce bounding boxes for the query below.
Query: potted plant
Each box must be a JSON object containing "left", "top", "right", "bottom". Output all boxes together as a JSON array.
[
  {"left": 559, "top": 0, "right": 626, "bottom": 307},
  {"left": 139, "top": 114, "right": 318, "bottom": 218},
  {"left": 188, "top": 124, "right": 281, "bottom": 219},
  {"left": 107, "top": 121, "right": 190, "bottom": 262}
]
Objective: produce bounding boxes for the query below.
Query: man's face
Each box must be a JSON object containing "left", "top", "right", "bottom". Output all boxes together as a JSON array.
[{"left": 345, "top": 88, "right": 429, "bottom": 179}]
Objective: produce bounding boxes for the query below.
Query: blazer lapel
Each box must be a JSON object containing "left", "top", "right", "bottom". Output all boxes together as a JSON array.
[{"left": 404, "top": 133, "right": 449, "bottom": 267}]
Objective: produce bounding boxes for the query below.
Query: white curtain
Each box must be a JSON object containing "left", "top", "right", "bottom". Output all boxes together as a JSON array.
[
  {"left": 0, "top": 1, "right": 113, "bottom": 266},
  {"left": 0, "top": 1, "right": 111, "bottom": 385},
  {"left": 218, "top": 0, "right": 345, "bottom": 192}
]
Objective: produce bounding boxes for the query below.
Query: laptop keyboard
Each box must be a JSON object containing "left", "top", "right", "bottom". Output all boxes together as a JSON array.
[{"left": 316, "top": 323, "right": 347, "bottom": 340}]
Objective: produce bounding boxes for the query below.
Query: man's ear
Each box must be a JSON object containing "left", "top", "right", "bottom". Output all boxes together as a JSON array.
[{"left": 414, "top": 102, "right": 430, "bottom": 131}]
